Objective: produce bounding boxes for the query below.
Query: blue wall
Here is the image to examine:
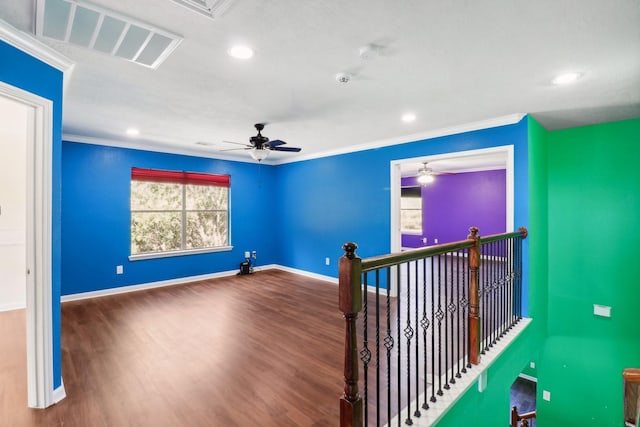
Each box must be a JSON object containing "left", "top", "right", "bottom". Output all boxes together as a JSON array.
[
  {"left": 62, "top": 118, "right": 529, "bottom": 309},
  {"left": 61, "top": 142, "right": 279, "bottom": 295},
  {"left": 0, "top": 40, "right": 64, "bottom": 389},
  {"left": 275, "top": 118, "right": 529, "bottom": 313}
]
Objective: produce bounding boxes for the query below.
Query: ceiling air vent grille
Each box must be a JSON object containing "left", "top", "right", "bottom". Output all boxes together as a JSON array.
[
  {"left": 35, "top": 0, "right": 183, "bottom": 69},
  {"left": 171, "top": 0, "right": 234, "bottom": 19}
]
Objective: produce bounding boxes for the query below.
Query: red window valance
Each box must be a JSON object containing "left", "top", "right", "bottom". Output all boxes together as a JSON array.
[{"left": 131, "top": 167, "right": 230, "bottom": 187}]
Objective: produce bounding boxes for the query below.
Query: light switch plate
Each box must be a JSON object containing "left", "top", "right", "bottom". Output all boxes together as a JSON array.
[{"left": 543, "top": 390, "right": 551, "bottom": 401}]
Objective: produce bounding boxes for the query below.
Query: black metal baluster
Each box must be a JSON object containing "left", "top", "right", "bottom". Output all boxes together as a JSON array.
[
  {"left": 430, "top": 256, "right": 436, "bottom": 403},
  {"left": 489, "top": 242, "right": 498, "bottom": 347},
  {"left": 396, "top": 264, "right": 402, "bottom": 427},
  {"left": 361, "top": 273, "right": 371, "bottom": 427},
  {"left": 510, "top": 237, "right": 515, "bottom": 326},
  {"left": 517, "top": 236, "right": 523, "bottom": 319},
  {"left": 443, "top": 253, "right": 450, "bottom": 391},
  {"left": 480, "top": 245, "right": 487, "bottom": 355},
  {"left": 375, "top": 269, "right": 381, "bottom": 427},
  {"left": 463, "top": 248, "right": 470, "bottom": 371},
  {"left": 404, "top": 262, "right": 414, "bottom": 425},
  {"left": 385, "top": 267, "right": 393, "bottom": 425},
  {"left": 420, "top": 257, "right": 430, "bottom": 410},
  {"left": 436, "top": 255, "right": 444, "bottom": 396},
  {"left": 455, "top": 250, "right": 462, "bottom": 379},
  {"left": 448, "top": 251, "right": 457, "bottom": 385},
  {"left": 414, "top": 260, "right": 421, "bottom": 418}
]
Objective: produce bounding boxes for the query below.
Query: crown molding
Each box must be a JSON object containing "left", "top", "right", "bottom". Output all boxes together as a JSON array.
[
  {"left": 272, "top": 113, "right": 526, "bottom": 165},
  {"left": 62, "top": 133, "right": 266, "bottom": 165},
  {"left": 64, "top": 113, "right": 526, "bottom": 166},
  {"left": 0, "top": 18, "right": 75, "bottom": 91}
]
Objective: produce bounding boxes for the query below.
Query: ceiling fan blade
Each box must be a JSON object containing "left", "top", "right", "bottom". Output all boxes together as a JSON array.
[
  {"left": 222, "top": 140, "right": 252, "bottom": 147},
  {"left": 271, "top": 146, "right": 301, "bottom": 152},
  {"left": 219, "top": 147, "right": 248, "bottom": 152},
  {"left": 268, "top": 139, "right": 286, "bottom": 147}
]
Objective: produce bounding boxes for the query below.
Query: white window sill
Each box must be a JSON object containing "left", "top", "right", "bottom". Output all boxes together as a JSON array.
[{"left": 129, "top": 245, "right": 234, "bottom": 261}]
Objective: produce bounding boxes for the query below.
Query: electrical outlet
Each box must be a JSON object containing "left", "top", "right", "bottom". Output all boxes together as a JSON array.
[
  {"left": 543, "top": 390, "right": 551, "bottom": 401},
  {"left": 325, "top": 257, "right": 330, "bottom": 266},
  {"left": 593, "top": 304, "right": 611, "bottom": 317},
  {"left": 422, "top": 237, "right": 427, "bottom": 244},
  {"left": 116, "top": 265, "right": 123, "bottom": 275},
  {"left": 252, "top": 251, "right": 257, "bottom": 259},
  {"left": 244, "top": 251, "right": 250, "bottom": 259},
  {"left": 530, "top": 361, "right": 536, "bottom": 369},
  {"left": 434, "top": 238, "right": 439, "bottom": 244}
]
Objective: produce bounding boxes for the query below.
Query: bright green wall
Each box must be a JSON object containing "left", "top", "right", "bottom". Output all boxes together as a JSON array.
[
  {"left": 537, "top": 118, "right": 640, "bottom": 426},
  {"left": 435, "top": 116, "right": 549, "bottom": 426}
]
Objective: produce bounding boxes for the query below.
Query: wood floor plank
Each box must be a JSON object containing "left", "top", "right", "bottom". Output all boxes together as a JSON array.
[{"left": 1, "top": 270, "right": 344, "bottom": 426}]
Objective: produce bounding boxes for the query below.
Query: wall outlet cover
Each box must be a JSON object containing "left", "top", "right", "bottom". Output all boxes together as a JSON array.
[
  {"left": 593, "top": 304, "right": 611, "bottom": 317},
  {"left": 543, "top": 390, "right": 551, "bottom": 401}
]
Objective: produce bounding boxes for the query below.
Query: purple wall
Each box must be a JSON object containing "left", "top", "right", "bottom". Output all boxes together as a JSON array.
[{"left": 401, "top": 169, "right": 506, "bottom": 247}]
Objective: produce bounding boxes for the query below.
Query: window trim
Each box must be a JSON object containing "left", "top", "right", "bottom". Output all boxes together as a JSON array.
[
  {"left": 130, "top": 167, "right": 231, "bottom": 257},
  {"left": 400, "top": 185, "right": 423, "bottom": 234},
  {"left": 128, "top": 245, "right": 233, "bottom": 261}
]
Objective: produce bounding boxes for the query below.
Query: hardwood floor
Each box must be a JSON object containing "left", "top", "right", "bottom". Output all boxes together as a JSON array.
[{"left": 1, "top": 270, "right": 346, "bottom": 426}]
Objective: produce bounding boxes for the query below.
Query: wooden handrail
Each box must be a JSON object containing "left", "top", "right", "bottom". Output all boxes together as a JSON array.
[
  {"left": 338, "top": 227, "right": 528, "bottom": 427},
  {"left": 624, "top": 368, "right": 640, "bottom": 382},
  {"left": 511, "top": 406, "right": 536, "bottom": 427},
  {"left": 360, "top": 239, "right": 475, "bottom": 271}
]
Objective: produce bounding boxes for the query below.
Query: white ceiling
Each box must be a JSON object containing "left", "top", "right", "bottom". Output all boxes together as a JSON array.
[{"left": 1, "top": 0, "right": 639, "bottom": 168}]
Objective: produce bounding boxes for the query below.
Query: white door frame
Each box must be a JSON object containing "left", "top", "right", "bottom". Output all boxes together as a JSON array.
[
  {"left": 389, "top": 145, "right": 515, "bottom": 296},
  {"left": 0, "top": 81, "right": 58, "bottom": 408}
]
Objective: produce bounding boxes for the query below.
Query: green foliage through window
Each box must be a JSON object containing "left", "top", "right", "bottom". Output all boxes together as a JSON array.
[{"left": 131, "top": 174, "right": 229, "bottom": 255}]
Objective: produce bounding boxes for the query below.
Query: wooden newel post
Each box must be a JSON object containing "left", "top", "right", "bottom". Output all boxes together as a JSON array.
[
  {"left": 338, "top": 242, "right": 363, "bottom": 427},
  {"left": 468, "top": 227, "right": 481, "bottom": 365}
]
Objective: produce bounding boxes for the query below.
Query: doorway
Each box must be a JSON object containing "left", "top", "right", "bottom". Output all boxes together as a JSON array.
[
  {"left": 0, "top": 95, "right": 28, "bottom": 310},
  {"left": 0, "top": 81, "right": 59, "bottom": 408},
  {"left": 389, "top": 145, "right": 514, "bottom": 296}
]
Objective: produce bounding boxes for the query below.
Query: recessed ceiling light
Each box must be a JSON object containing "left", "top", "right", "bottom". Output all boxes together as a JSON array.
[
  {"left": 126, "top": 128, "right": 140, "bottom": 136},
  {"left": 402, "top": 113, "right": 417, "bottom": 123},
  {"left": 228, "top": 45, "right": 254, "bottom": 59},
  {"left": 552, "top": 72, "right": 582, "bottom": 85}
]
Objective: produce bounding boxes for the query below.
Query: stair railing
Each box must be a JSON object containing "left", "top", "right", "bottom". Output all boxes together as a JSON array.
[
  {"left": 511, "top": 405, "right": 536, "bottom": 427},
  {"left": 339, "top": 226, "right": 528, "bottom": 427}
]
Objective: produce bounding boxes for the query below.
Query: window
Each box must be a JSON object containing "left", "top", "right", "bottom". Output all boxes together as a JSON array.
[
  {"left": 401, "top": 186, "right": 422, "bottom": 233},
  {"left": 130, "top": 168, "right": 230, "bottom": 258}
]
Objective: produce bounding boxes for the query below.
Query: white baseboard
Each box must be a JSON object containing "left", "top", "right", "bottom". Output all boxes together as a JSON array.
[
  {"left": 59, "top": 264, "right": 388, "bottom": 303},
  {"left": 52, "top": 379, "right": 66, "bottom": 404},
  {"left": 0, "top": 302, "right": 26, "bottom": 312},
  {"left": 269, "top": 264, "right": 338, "bottom": 284},
  {"left": 61, "top": 269, "right": 240, "bottom": 302}
]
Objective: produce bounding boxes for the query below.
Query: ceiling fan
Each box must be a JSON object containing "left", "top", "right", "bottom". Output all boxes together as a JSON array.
[
  {"left": 222, "top": 123, "right": 301, "bottom": 162},
  {"left": 416, "top": 161, "right": 455, "bottom": 184}
]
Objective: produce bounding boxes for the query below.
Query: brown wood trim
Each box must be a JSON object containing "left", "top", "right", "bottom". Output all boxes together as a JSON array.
[
  {"left": 339, "top": 242, "right": 363, "bottom": 427},
  {"left": 624, "top": 368, "right": 640, "bottom": 382},
  {"left": 479, "top": 227, "right": 528, "bottom": 243},
  {"left": 468, "top": 226, "right": 481, "bottom": 365},
  {"left": 361, "top": 239, "right": 475, "bottom": 271}
]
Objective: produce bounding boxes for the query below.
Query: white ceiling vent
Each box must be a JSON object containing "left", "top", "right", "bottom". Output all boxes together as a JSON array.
[
  {"left": 35, "top": 0, "right": 183, "bottom": 69},
  {"left": 171, "top": 0, "right": 234, "bottom": 19}
]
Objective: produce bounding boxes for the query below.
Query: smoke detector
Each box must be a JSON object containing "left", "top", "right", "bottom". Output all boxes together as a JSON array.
[{"left": 335, "top": 72, "right": 352, "bottom": 84}]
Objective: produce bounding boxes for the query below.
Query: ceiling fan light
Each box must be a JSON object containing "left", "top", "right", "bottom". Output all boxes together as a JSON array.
[
  {"left": 249, "top": 148, "right": 269, "bottom": 161},
  {"left": 417, "top": 173, "right": 434, "bottom": 184}
]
